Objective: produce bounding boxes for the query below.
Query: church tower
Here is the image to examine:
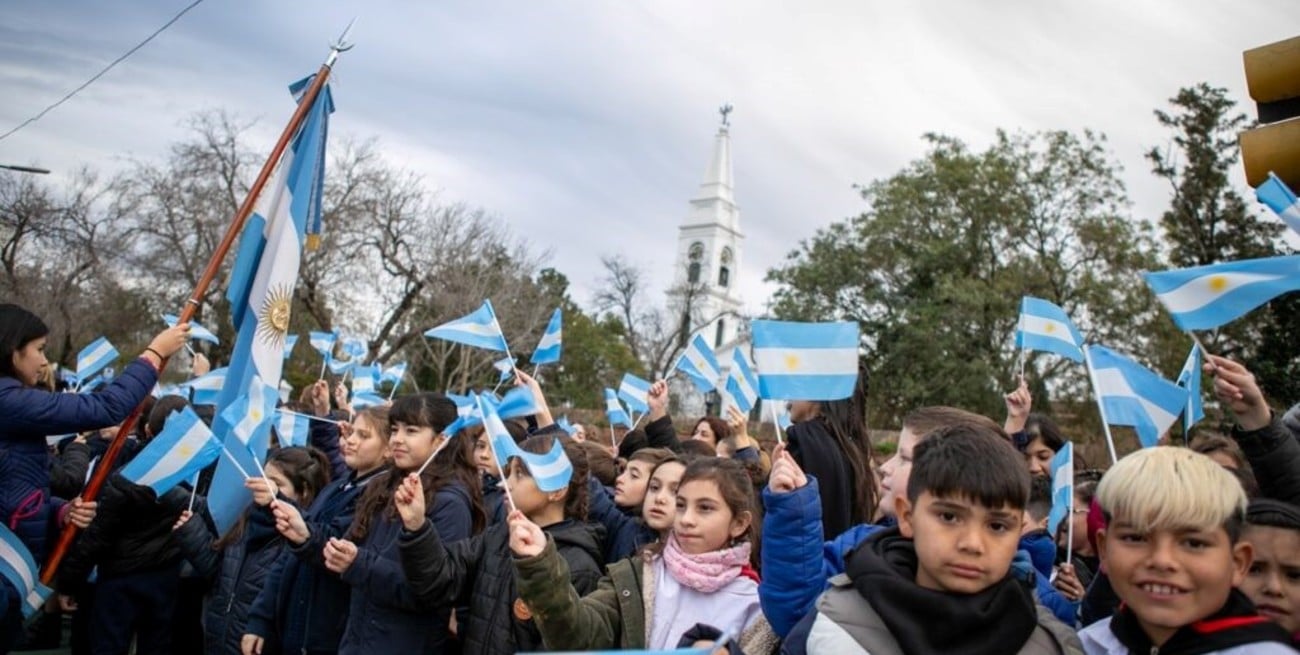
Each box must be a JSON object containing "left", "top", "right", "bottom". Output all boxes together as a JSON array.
[{"left": 667, "top": 106, "right": 744, "bottom": 414}]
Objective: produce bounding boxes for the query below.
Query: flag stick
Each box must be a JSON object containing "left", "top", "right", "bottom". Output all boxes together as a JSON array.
[
  {"left": 276, "top": 407, "right": 343, "bottom": 425},
  {"left": 530, "top": 364, "right": 540, "bottom": 379},
  {"left": 768, "top": 400, "right": 785, "bottom": 445},
  {"left": 1065, "top": 490, "right": 1075, "bottom": 564},
  {"left": 39, "top": 37, "right": 348, "bottom": 587},
  {"left": 386, "top": 372, "right": 402, "bottom": 400},
  {"left": 221, "top": 445, "right": 253, "bottom": 480},
  {"left": 1082, "top": 346, "right": 1119, "bottom": 464},
  {"left": 415, "top": 435, "right": 453, "bottom": 476},
  {"left": 1188, "top": 331, "right": 1219, "bottom": 372},
  {"left": 476, "top": 395, "right": 517, "bottom": 512},
  {"left": 317, "top": 355, "right": 328, "bottom": 382}
]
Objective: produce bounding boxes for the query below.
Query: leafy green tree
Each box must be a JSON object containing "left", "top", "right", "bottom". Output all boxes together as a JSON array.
[{"left": 768, "top": 131, "right": 1160, "bottom": 429}]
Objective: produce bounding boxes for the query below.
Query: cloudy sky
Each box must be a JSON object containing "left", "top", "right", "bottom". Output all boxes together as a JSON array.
[{"left": 0, "top": 1, "right": 1294, "bottom": 316}]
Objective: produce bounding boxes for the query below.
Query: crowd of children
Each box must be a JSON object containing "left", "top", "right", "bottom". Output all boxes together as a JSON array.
[{"left": 2, "top": 299, "right": 1299, "bottom": 654}]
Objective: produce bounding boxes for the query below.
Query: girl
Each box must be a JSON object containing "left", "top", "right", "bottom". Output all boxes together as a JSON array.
[
  {"left": 614, "top": 448, "right": 675, "bottom": 509},
  {"left": 324, "top": 393, "right": 484, "bottom": 655},
  {"left": 691, "top": 416, "right": 729, "bottom": 452},
  {"left": 511, "top": 457, "right": 779, "bottom": 654},
  {"left": 472, "top": 425, "right": 509, "bottom": 524},
  {"left": 1003, "top": 376, "right": 1065, "bottom": 478},
  {"left": 0, "top": 303, "right": 188, "bottom": 647},
  {"left": 593, "top": 450, "right": 684, "bottom": 563},
  {"left": 173, "top": 447, "right": 331, "bottom": 655},
  {"left": 1239, "top": 498, "right": 1300, "bottom": 641},
  {"left": 395, "top": 432, "right": 605, "bottom": 654},
  {"left": 242, "top": 405, "right": 392, "bottom": 655}
]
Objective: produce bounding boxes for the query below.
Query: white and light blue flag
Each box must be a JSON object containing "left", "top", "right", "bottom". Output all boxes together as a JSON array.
[
  {"left": 0, "top": 523, "right": 52, "bottom": 618},
  {"left": 605, "top": 388, "right": 633, "bottom": 429},
  {"left": 478, "top": 394, "right": 572, "bottom": 492},
  {"left": 674, "top": 334, "right": 722, "bottom": 393},
  {"left": 724, "top": 349, "right": 760, "bottom": 413},
  {"left": 350, "top": 391, "right": 387, "bottom": 410},
  {"left": 530, "top": 308, "right": 563, "bottom": 365},
  {"left": 1047, "top": 442, "right": 1074, "bottom": 536},
  {"left": 282, "top": 334, "right": 298, "bottom": 360},
  {"left": 382, "top": 361, "right": 408, "bottom": 385},
  {"left": 1256, "top": 171, "right": 1300, "bottom": 237},
  {"left": 309, "top": 331, "right": 337, "bottom": 358},
  {"left": 1175, "top": 345, "right": 1205, "bottom": 430},
  {"left": 352, "top": 364, "right": 380, "bottom": 395},
  {"left": 188, "top": 367, "right": 229, "bottom": 406},
  {"left": 1144, "top": 255, "right": 1300, "bottom": 331},
  {"left": 425, "top": 300, "right": 509, "bottom": 352},
  {"left": 493, "top": 356, "right": 517, "bottom": 382},
  {"left": 1014, "top": 297, "right": 1085, "bottom": 363},
  {"left": 326, "top": 356, "right": 354, "bottom": 376},
  {"left": 1086, "top": 345, "right": 1186, "bottom": 449},
  {"left": 617, "top": 374, "right": 651, "bottom": 415},
  {"left": 275, "top": 410, "right": 310, "bottom": 448},
  {"left": 752, "top": 320, "right": 859, "bottom": 401},
  {"left": 120, "top": 406, "right": 223, "bottom": 495},
  {"left": 219, "top": 375, "right": 278, "bottom": 451},
  {"left": 76, "top": 336, "right": 117, "bottom": 382},
  {"left": 163, "top": 313, "right": 219, "bottom": 345},
  {"left": 341, "top": 337, "right": 367, "bottom": 362}
]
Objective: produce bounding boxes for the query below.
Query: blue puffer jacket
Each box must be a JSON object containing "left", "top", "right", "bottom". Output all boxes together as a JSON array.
[
  {"left": 336, "top": 481, "right": 475, "bottom": 655},
  {"left": 587, "top": 476, "right": 656, "bottom": 563},
  {"left": 309, "top": 418, "right": 348, "bottom": 481},
  {"left": 0, "top": 358, "right": 157, "bottom": 560},
  {"left": 245, "top": 468, "right": 388, "bottom": 654}
]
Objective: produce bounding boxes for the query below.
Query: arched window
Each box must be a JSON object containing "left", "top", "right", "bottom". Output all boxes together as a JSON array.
[
  {"left": 717, "top": 247, "right": 732, "bottom": 287},
  {"left": 715, "top": 319, "right": 726, "bottom": 347},
  {"left": 687, "top": 242, "right": 704, "bottom": 283}
]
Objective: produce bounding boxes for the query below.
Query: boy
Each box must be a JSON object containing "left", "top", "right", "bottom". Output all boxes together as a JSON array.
[
  {"left": 785, "top": 423, "right": 1082, "bottom": 654},
  {"left": 1078, "top": 447, "right": 1294, "bottom": 654}
]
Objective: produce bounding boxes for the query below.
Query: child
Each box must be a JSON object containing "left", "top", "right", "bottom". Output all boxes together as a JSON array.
[
  {"left": 592, "top": 450, "right": 684, "bottom": 563},
  {"left": 1239, "top": 499, "right": 1300, "bottom": 642},
  {"left": 243, "top": 405, "right": 393, "bottom": 655},
  {"left": 326, "top": 393, "right": 483, "bottom": 655},
  {"left": 395, "top": 432, "right": 605, "bottom": 655},
  {"left": 172, "top": 447, "right": 331, "bottom": 655},
  {"left": 1077, "top": 447, "right": 1294, "bottom": 653},
  {"left": 785, "top": 423, "right": 1082, "bottom": 654},
  {"left": 511, "top": 457, "right": 780, "bottom": 654}
]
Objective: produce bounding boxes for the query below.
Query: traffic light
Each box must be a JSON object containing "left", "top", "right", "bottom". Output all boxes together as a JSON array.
[{"left": 1240, "top": 35, "right": 1300, "bottom": 190}]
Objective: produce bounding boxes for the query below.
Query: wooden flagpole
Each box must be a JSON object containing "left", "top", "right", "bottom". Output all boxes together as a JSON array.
[{"left": 40, "top": 32, "right": 352, "bottom": 586}]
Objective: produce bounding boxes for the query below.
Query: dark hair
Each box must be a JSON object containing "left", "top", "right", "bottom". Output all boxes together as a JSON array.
[
  {"left": 578, "top": 440, "right": 617, "bottom": 487},
  {"left": 0, "top": 304, "right": 49, "bottom": 380},
  {"left": 1022, "top": 413, "right": 1065, "bottom": 453},
  {"left": 812, "top": 358, "right": 876, "bottom": 525},
  {"left": 1228, "top": 465, "right": 1261, "bottom": 500},
  {"left": 215, "top": 446, "right": 333, "bottom": 550},
  {"left": 908, "top": 423, "right": 1030, "bottom": 512},
  {"left": 675, "top": 457, "right": 761, "bottom": 568},
  {"left": 1026, "top": 475, "right": 1053, "bottom": 523},
  {"left": 515, "top": 433, "right": 590, "bottom": 520},
  {"left": 147, "top": 395, "right": 191, "bottom": 439},
  {"left": 617, "top": 429, "right": 648, "bottom": 460},
  {"left": 902, "top": 406, "right": 1001, "bottom": 441},
  {"left": 133, "top": 396, "right": 158, "bottom": 440},
  {"left": 1190, "top": 434, "right": 1250, "bottom": 471},
  {"left": 628, "top": 447, "right": 675, "bottom": 469},
  {"left": 678, "top": 439, "right": 718, "bottom": 459},
  {"left": 348, "top": 393, "right": 484, "bottom": 541},
  {"left": 1245, "top": 498, "right": 1300, "bottom": 531},
  {"left": 693, "top": 417, "right": 730, "bottom": 448},
  {"left": 1074, "top": 480, "right": 1098, "bottom": 507}
]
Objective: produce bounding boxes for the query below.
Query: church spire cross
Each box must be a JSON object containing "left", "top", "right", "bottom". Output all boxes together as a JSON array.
[{"left": 719, "top": 103, "right": 733, "bottom": 127}]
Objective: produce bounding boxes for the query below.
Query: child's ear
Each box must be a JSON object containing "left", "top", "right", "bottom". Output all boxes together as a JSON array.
[
  {"left": 729, "top": 510, "right": 753, "bottom": 540},
  {"left": 1229, "top": 540, "right": 1254, "bottom": 587},
  {"left": 546, "top": 487, "right": 569, "bottom": 505},
  {"left": 1094, "top": 528, "right": 1109, "bottom": 565},
  {"left": 895, "top": 496, "right": 915, "bottom": 538}
]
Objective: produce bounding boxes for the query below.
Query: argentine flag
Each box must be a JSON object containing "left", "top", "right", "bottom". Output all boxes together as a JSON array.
[
  {"left": 425, "top": 300, "right": 509, "bottom": 352},
  {"left": 120, "top": 406, "right": 223, "bottom": 495},
  {"left": 675, "top": 334, "right": 722, "bottom": 393},
  {"left": 1256, "top": 172, "right": 1300, "bottom": 237},
  {"left": 493, "top": 356, "right": 517, "bottom": 382},
  {"left": 275, "top": 409, "right": 310, "bottom": 448},
  {"left": 352, "top": 365, "right": 379, "bottom": 395},
  {"left": 752, "top": 320, "right": 859, "bottom": 401},
  {"left": 496, "top": 386, "right": 540, "bottom": 420},
  {"left": 309, "top": 331, "right": 337, "bottom": 358},
  {"left": 530, "top": 308, "right": 563, "bottom": 365},
  {"left": 479, "top": 394, "right": 572, "bottom": 492},
  {"left": 1014, "top": 297, "right": 1084, "bottom": 363},
  {"left": 381, "top": 361, "right": 407, "bottom": 385},
  {"left": 1144, "top": 255, "right": 1300, "bottom": 331},
  {"left": 1175, "top": 345, "right": 1205, "bottom": 430},
  {"left": 724, "top": 349, "right": 760, "bottom": 413},
  {"left": 207, "top": 73, "right": 333, "bottom": 532},
  {"left": 605, "top": 388, "right": 633, "bottom": 429},
  {"left": 327, "top": 356, "right": 354, "bottom": 376},
  {"left": 618, "top": 373, "right": 651, "bottom": 414},
  {"left": 341, "top": 337, "right": 367, "bottom": 362},
  {"left": 1086, "top": 345, "right": 1186, "bottom": 449},
  {"left": 188, "top": 367, "right": 229, "bottom": 406},
  {"left": 556, "top": 416, "right": 577, "bottom": 436},
  {"left": 0, "top": 523, "right": 52, "bottom": 618},
  {"left": 219, "top": 375, "right": 279, "bottom": 450},
  {"left": 76, "top": 336, "right": 117, "bottom": 382},
  {"left": 282, "top": 334, "right": 298, "bottom": 360},
  {"left": 163, "top": 313, "right": 220, "bottom": 345},
  {"left": 1047, "top": 442, "right": 1074, "bottom": 536}
]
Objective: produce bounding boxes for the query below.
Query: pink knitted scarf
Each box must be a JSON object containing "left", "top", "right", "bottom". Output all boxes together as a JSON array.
[{"left": 661, "top": 532, "right": 752, "bottom": 593}]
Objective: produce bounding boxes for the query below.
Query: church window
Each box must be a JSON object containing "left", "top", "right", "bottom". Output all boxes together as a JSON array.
[
  {"left": 718, "top": 247, "right": 732, "bottom": 287},
  {"left": 715, "top": 319, "right": 726, "bottom": 347},
  {"left": 687, "top": 242, "right": 704, "bottom": 283}
]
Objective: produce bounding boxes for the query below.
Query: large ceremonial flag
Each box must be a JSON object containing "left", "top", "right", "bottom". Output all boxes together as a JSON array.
[
  {"left": 1085, "top": 345, "right": 1186, "bottom": 450},
  {"left": 724, "top": 349, "right": 759, "bottom": 413},
  {"left": 207, "top": 73, "right": 333, "bottom": 532},
  {"left": 120, "top": 406, "right": 223, "bottom": 495},
  {"left": 752, "top": 320, "right": 859, "bottom": 400},
  {"left": 1144, "top": 255, "right": 1300, "bottom": 331},
  {"left": 530, "top": 308, "right": 563, "bottom": 365},
  {"left": 1014, "top": 297, "right": 1085, "bottom": 363},
  {"left": 0, "top": 523, "right": 52, "bottom": 618},
  {"left": 425, "top": 300, "right": 509, "bottom": 352},
  {"left": 1256, "top": 171, "right": 1300, "bottom": 237}
]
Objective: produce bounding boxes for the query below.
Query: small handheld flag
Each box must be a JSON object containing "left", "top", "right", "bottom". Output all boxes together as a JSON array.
[
  {"left": 1255, "top": 171, "right": 1300, "bottom": 237},
  {"left": 1014, "top": 297, "right": 1085, "bottom": 363},
  {"left": 76, "top": 336, "right": 118, "bottom": 382},
  {"left": 351, "top": 391, "right": 387, "bottom": 410},
  {"left": 119, "top": 406, "right": 223, "bottom": 495},
  {"left": 163, "top": 313, "right": 219, "bottom": 345},
  {"left": 1175, "top": 344, "right": 1205, "bottom": 431},
  {"left": 282, "top": 334, "right": 299, "bottom": 360},
  {"left": 479, "top": 394, "right": 572, "bottom": 492},
  {"left": 556, "top": 416, "right": 577, "bottom": 436},
  {"left": 425, "top": 300, "right": 510, "bottom": 352},
  {"left": 0, "top": 522, "right": 53, "bottom": 618},
  {"left": 188, "top": 367, "right": 229, "bottom": 406},
  {"left": 1085, "top": 345, "right": 1186, "bottom": 452},
  {"left": 275, "top": 410, "right": 310, "bottom": 448},
  {"left": 219, "top": 375, "right": 279, "bottom": 451},
  {"left": 309, "top": 331, "right": 337, "bottom": 358},
  {"left": 617, "top": 374, "right": 651, "bottom": 415},
  {"left": 1143, "top": 255, "right": 1300, "bottom": 331},
  {"left": 530, "top": 308, "right": 563, "bottom": 365},
  {"left": 1047, "top": 442, "right": 1074, "bottom": 538},
  {"left": 327, "top": 357, "right": 355, "bottom": 376},
  {"left": 341, "top": 337, "right": 367, "bottom": 362},
  {"left": 674, "top": 334, "right": 722, "bottom": 393},
  {"left": 493, "top": 356, "right": 518, "bottom": 382},
  {"left": 752, "top": 320, "right": 859, "bottom": 401},
  {"left": 605, "top": 388, "right": 633, "bottom": 429},
  {"left": 352, "top": 364, "right": 380, "bottom": 396},
  {"left": 724, "top": 349, "right": 760, "bottom": 413}
]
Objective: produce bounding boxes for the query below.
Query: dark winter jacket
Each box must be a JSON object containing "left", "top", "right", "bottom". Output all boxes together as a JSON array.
[
  {"left": 1232, "top": 416, "right": 1300, "bottom": 506},
  {"left": 335, "top": 482, "right": 476, "bottom": 655},
  {"left": 398, "top": 514, "right": 606, "bottom": 655},
  {"left": 48, "top": 439, "right": 91, "bottom": 500},
  {"left": 482, "top": 471, "right": 506, "bottom": 525},
  {"left": 1079, "top": 589, "right": 1294, "bottom": 654},
  {"left": 309, "top": 418, "right": 348, "bottom": 481},
  {"left": 245, "top": 468, "right": 387, "bottom": 655},
  {"left": 588, "top": 475, "right": 657, "bottom": 564},
  {"left": 785, "top": 418, "right": 860, "bottom": 539},
  {"left": 173, "top": 500, "right": 286, "bottom": 655},
  {"left": 0, "top": 358, "right": 157, "bottom": 560}
]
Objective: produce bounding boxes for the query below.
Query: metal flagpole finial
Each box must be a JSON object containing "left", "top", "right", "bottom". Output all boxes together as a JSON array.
[{"left": 327, "top": 17, "right": 358, "bottom": 65}]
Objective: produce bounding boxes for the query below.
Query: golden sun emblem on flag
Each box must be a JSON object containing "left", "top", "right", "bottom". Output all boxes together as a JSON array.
[
  {"left": 178, "top": 444, "right": 194, "bottom": 458},
  {"left": 1042, "top": 322, "right": 1056, "bottom": 334},
  {"left": 257, "top": 285, "right": 293, "bottom": 347},
  {"left": 784, "top": 354, "right": 800, "bottom": 371},
  {"left": 1207, "top": 275, "right": 1228, "bottom": 293}
]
